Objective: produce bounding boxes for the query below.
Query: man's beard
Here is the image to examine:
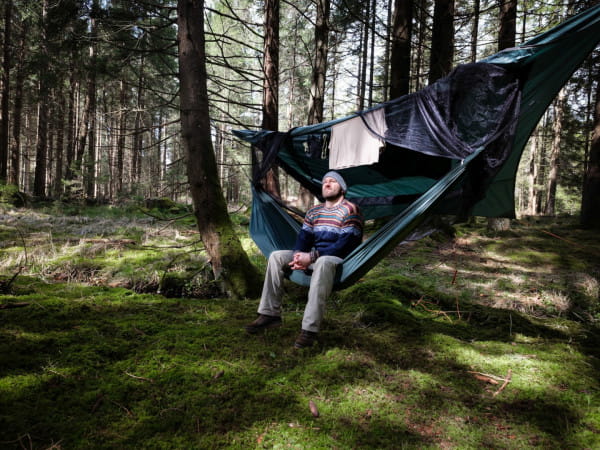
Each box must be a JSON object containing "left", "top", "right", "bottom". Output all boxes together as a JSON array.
[{"left": 324, "top": 192, "right": 343, "bottom": 202}]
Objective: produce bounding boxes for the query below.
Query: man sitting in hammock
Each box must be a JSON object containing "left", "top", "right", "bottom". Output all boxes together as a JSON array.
[{"left": 246, "top": 171, "right": 364, "bottom": 348}]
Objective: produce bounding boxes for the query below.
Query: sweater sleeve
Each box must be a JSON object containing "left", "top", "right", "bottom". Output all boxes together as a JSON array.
[{"left": 293, "top": 207, "right": 316, "bottom": 253}]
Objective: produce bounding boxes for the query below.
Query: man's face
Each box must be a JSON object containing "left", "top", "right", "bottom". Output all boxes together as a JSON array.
[{"left": 322, "top": 176, "right": 343, "bottom": 201}]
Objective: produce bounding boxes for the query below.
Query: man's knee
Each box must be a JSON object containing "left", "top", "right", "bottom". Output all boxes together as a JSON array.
[
  {"left": 313, "top": 255, "right": 342, "bottom": 274},
  {"left": 269, "top": 250, "right": 294, "bottom": 266}
]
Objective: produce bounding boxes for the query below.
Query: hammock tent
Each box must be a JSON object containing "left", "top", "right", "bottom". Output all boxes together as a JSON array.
[{"left": 234, "top": 4, "right": 600, "bottom": 289}]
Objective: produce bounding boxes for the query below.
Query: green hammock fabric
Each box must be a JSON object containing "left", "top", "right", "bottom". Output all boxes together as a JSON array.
[
  {"left": 251, "top": 152, "right": 480, "bottom": 289},
  {"left": 238, "top": 5, "right": 600, "bottom": 288}
]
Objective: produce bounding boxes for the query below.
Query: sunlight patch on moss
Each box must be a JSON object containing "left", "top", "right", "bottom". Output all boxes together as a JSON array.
[{"left": 0, "top": 373, "right": 43, "bottom": 394}]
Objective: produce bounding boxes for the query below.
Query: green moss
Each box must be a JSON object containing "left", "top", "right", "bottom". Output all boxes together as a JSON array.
[{"left": 1, "top": 211, "right": 599, "bottom": 448}]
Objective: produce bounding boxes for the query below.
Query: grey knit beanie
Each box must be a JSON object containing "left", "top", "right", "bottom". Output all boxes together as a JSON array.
[{"left": 322, "top": 171, "right": 347, "bottom": 193}]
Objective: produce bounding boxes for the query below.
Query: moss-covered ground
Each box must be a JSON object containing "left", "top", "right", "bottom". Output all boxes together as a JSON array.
[{"left": 1, "top": 204, "right": 599, "bottom": 449}]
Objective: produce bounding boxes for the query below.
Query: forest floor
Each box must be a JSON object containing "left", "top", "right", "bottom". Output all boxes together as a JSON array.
[{"left": 1, "top": 202, "right": 599, "bottom": 449}]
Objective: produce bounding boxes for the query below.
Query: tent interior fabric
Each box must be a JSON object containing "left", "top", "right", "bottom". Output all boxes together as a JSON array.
[{"left": 234, "top": 4, "right": 600, "bottom": 289}]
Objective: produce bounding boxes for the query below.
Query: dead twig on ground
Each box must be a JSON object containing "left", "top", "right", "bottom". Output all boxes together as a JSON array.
[
  {"left": 109, "top": 398, "right": 134, "bottom": 417},
  {"left": 467, "top": 370, "right": 512, "bottom": 395},
  {"left": 124, "top": 371, "right": 154, "bottom": 383},
  {"left": 412, "top": 297, "right": 453, "bottom": 322},
  {"left": 493, "top": 369, "right": 512, "bottom": 397},
  {"left": 541, "top": 230, "right": 584, "bottom": 250}
]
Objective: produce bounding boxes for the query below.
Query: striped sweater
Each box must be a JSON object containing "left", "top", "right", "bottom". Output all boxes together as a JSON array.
[{"left": 294, "top": 199, "right": 363, "bottom": 259}]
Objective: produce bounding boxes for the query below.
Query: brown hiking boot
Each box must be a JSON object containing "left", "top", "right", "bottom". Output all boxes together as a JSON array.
[
  {"left": 245, "top": 314, "right": 282, "bottom": 334},
  {"left": 294, "top": 329, "right": 318, "bottom": 349}
]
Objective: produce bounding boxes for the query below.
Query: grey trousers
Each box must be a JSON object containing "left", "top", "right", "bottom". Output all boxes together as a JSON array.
[{"left": 258, "top": 250, "right": 343, "bottom": 332}]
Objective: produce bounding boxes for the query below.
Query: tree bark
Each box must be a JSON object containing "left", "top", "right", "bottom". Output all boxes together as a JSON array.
[
  {"left": 9, "top": 17, "right": 26, "bottom": 187},
  {"left": 527, "top": 126, "right": 540, "bottom": 215},
  {"left": 0, "top": 0, "right": 12, "bottom": 181},
  {"left": 429, "top": 0, "right": 454, "bottom": 84},
  {"left": 498, "top": 0, "right": 517, "bottom": 51},
  {"left": 389, "top": 0, "right": 413, "bottom": 99},
  {"left": 261, "top": 0, "right": 281, "bottom": 197},
  {"left": 33, "top": 0, "right": 49, "bottom": 198},
  {"left": 53, "top": 89, "right": 66, "bottom": 197},
  {"left": 357, "top": 1, "right": 370, "bottom": 110},
  {"left": 487, "top": 0, "right": 517, "bottom": 229},
  {"left": 307, "top": 0, "right": 329, "bottom": 125},
  {"left": 414, "top": 0, "right": 427, "bottom": 91},
  {"left": 580, "top": 68, "right": 600, "bottom": 228},
  {"left": 132, "top": 55, "right": 145, "bottom": 191},
  {"left": 85, "top": 0, "right": 99, "bottom": 199},
  {"left": 367, "top": 0, "right": 376, "bottom": 106},
  {"left": 75, "top": 80, "right": 91, "bottom": 186},
  {"left": 470, "top": 0, "right": 480, "bottom": 62},
  {"left": 65, "top": 56, "right": 76, "bottom": 182},
  {"left": 116, "top": 80, "right": 127, "bottom": 194},
  {"left": 300, "top": 0, "right": 331, "bottom": 211},
  {"left": 544, "top": 89, "right": 566, "bottom": 216},
  {"left": 177, "top": 0, "right": 261, "bottom": 298}
]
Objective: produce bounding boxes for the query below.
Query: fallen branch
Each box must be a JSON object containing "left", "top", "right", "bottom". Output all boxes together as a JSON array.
[
  {"left": 493, "top": 369, "right": 512, "bottom": 397},
  {"left": 109, "top": 398, "right": 134, "bottom": 417},
  {"left": 80, "top": 238, "right": 137, "bottom": 246},
  {"left": 467, "top": 371, "right": 505, "bottom": 384},
  {"left": 469, "top": 372, "right": 499, "bottom": 385},
  {"left": 412, "top": 297, "right": 453, "bottom": 322},
  {"left": 541, "top": 230, "right": 584, "bottom": 250},
  {"left": 124, "top": 371, "right": 153, "bottom": 383}
]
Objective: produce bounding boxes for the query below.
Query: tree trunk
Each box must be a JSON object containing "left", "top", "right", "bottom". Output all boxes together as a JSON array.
[
  {"left": 132, "top": 57, "right": 145, "bottom": 191},
  {"left": 177, "top": 0, "right": 261, "bottom": 298},
  {"left": 487, "top": 0, "right": 517, "bottom": 229},
  {"left": 9, "top": 18, "right": 26, "bottom": 187},
  {"left": 33, "top": 0, "right": 49, "bottom": 198},
  {"left": 75, "top": 81, "right": 91, "bottom": 185},
  {"left": 299, "top": 0, "right": 331, "bottom": 211},
  {"left": 470, "top": 0, "right": 480, "bottom": 62},
  {"left": 86, "top": 1, "right": 99, "bottom": 199},
  {"left": 65, "top": 57, "right": 76, "bottom": 181},
  {"left": 0, "top": 0, "right": 12, "bottom": 181},
  {"left": 544, "top": 89, "right": 566, "bottom": 216},
  {"left": 527, "top": 126, "right": 540, "bottom": 215},
  {"left": 53, "top": 90, "right": 66, "bottom": 197},
  {"left": 382, "top": 0, "right": 392, "bottom": 101},
  {"left": 117, "top": 80, "right": 127, "bottom": 195},
  {"left": 580, "top": 70, "right": 600, "bottom": 228},
  {"left": 498, "top": 0, "right": 517, "bottom": 51},
  {"left": 261, "top": 0, "right": 281, "bottom": 197},
  {"left": 389, "top": 0, "right": 413, "bottom": 99},
  {"left": 155, "top": 112, "right": 163, "bottom": 197},
  {"left": 368, "top": 0, "right": 376, "bottom": 107},
  {"left": 286, "top": 15, "right": 300, "bottom": 128},
  {"left": 357, "top": 1, "right": 370, "bottom": 110},
  {"left": 47, "top": 102, "right": 56, "bottom": 193},
  {"left": 307, "top": 0, "right": 329, "bottom": 125},
  {"left": 487, "top": 217, "right": 511, "bottom": 231},
  {"left": 429, "top": 0, "right": 454, "bottom": 84}
]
